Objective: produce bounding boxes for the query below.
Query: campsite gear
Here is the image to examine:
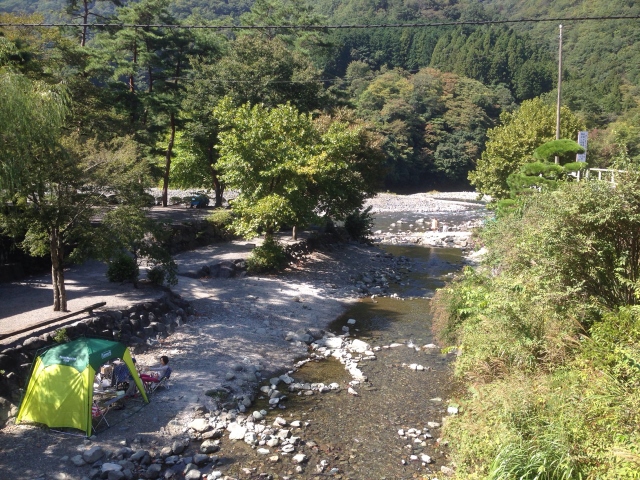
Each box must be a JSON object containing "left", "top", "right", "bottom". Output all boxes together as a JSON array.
[
  {"left": 16, "top": 338, "right": 149, "bottom": 436},
  {"left": 91, "top": 401, "right": 110, "bottom": 430}
]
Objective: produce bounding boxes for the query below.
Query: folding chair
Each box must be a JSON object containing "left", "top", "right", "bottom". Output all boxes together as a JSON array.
[
  {"left": 91, "top": 401, "right": 110, "bottom": 432},
  {"left": 142, "top": 367, "right": 172, "bottom": 395}
]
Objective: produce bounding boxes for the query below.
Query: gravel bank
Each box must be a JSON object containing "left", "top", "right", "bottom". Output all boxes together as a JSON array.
[{"left": 0, "top": 191, "right": 486, "bottom": 480}]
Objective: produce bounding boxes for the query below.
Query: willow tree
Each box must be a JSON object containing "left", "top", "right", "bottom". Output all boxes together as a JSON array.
[
  {"left": 0, "top": 73, "right": 73, "bottom": 310},
  {"left": 0, "top": 73, "right": 152, "bottom": 311}
]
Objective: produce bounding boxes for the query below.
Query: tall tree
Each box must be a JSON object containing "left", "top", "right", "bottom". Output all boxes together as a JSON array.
[
  {"left": 213, "top": 98, "right": 383, "bottom": 240},
  {"left": 469, "top": 97, "right": 585, "bottom": 199},
  {"left": 0, "top": 72, "right": 156, "bottom": 311}
]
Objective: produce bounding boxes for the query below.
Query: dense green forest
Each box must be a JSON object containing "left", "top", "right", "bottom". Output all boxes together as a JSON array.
[{"left": 2, "top": 1, "right": 640, "bottom": 476}]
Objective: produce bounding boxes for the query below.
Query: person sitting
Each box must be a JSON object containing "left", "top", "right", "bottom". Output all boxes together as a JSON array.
[{"left": 140, "top": 355, "right": 170, "bottom": 383}]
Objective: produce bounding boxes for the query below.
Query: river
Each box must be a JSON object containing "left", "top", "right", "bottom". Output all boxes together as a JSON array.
[{"left": 219, "top": 237, "right": 468, "bottom": 479}]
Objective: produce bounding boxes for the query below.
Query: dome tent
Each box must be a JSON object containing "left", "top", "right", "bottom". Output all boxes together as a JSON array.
[{"left": 17, "top": 338, "right": 148, "bottom": 436}]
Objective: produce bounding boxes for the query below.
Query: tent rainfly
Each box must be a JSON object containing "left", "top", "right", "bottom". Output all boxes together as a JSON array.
[{"left": 16, "top": 338, "right": 149, "bottom": 436}]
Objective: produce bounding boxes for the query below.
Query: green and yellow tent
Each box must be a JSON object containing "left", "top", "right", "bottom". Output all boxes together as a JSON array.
[{"left": 16, "top": 338, "right": 148, "bottom": 436}]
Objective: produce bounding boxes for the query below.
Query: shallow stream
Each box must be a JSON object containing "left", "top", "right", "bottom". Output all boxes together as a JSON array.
[{"left": 221, "top": 242, "right": 466, "bottom": 479}]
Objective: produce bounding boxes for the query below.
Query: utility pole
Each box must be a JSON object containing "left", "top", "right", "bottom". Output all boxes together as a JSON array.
[{"left": 555, "top": 24, "right": 563, "bottom": 164}]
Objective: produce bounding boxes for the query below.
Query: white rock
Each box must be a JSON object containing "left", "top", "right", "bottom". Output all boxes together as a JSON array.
[
  {"left": 257, "top": 448, "right": 270, "bottom": 455},
  {"left": 279, "top": 374, "right": 295, "bottom": 385},
  {"left": 349, "top": 339, "right": 371, "bottom": 353},
  {"left": 397, "top": 429, "right": 405, "bottom": 436},
  {"left": 322, "top": 337, "right": 343, "bottom": 349},
  {"left": 292, "top": 453, "right": 307, "bottom": 464},
  {"left": 252, "top": 411, "right": 264, "bottom": 421},
  {"left": 389, "top": 343, "right": 403, "bottom": 348},
  {"left": 447, "top": 406, "right": 459, "bottom": 415},
  {"left": 342, "top": 326, "right": 350, "bottom": 332},
  {"left": 420, "top": 454, "right": 433, "bottom": 463},
  {"left": 347, "top": 319, "right": 356, "bottom": 325},
  {"left": 427, "top": 421, "right": 441, "bottom": 428},
  {"left": 189, "top": 418, "right": 210, "bottom": 432},
  {"left": 244, "top": 432, "right": 258, "bottom": 445},
  {"left": 227, "top": 424, "right": 247, "bottom": 440}
]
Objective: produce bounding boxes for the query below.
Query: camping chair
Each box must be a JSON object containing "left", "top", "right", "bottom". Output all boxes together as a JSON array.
[
  {"left": 112, "top": 363, "right": 132, "bottom": 390},
  {"left": 142, "top": 367, "right": 172, "bottom": 395},
  {"left": 91, "top": 401, "right": 110, "bottom": 432}
]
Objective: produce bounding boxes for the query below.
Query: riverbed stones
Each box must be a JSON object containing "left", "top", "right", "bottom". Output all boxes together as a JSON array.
[
  {"left": 227, "top": 424, "right": 247, "bottom": 440},
  {"left": 189, "top": 418, "right": 210, "bottom": 433},
  {"left": 349, "top": 339, "right": 370, "bottom": 353},
  {"left": 200, "top": 439, "right": 220, "bottom": 454},
  {"left": 82, "top": 446, "right": 104, "bottom": 463},
  {"left": 292, "top": 453, "right": 307, "bottom": 464}
]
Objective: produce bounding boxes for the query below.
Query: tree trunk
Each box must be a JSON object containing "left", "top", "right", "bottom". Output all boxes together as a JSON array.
[
  {"left": 50, "top": 229, "right": 67, "bottom": 312},
  {"left": 81, "top": 0, "right": 89, "bottom": 47},
  {"left": 292, "top": 225, "right": 297, "bottom": 240},
  {"left": 162, "top": 112, "right": 176, "bottom": 207},
  {"left": 208, "top": 144, "right": 224, "bottom": 207}
]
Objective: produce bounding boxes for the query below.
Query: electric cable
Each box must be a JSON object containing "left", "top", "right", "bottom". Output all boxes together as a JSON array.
[{"left": 0, "top": 14, "right": 639, "bottom": 30}]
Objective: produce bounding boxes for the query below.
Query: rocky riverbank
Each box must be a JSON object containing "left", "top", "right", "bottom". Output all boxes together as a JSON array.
[{"left": 0, "top": 191, "right": 486, "bottom": 480}]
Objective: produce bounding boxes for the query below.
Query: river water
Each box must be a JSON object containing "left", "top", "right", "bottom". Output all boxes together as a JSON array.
[{"left": 219, "top": 228, "right": 468, "bottom": 479}]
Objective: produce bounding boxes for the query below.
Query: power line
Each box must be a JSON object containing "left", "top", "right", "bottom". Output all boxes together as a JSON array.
[{"left": 0, "top": 15, "right": 639, "bottom": 30}]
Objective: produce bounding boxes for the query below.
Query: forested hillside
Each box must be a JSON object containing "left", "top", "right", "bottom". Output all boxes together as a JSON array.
[{"left": 1, "top": 0, "right": 638, "bottom": 190}]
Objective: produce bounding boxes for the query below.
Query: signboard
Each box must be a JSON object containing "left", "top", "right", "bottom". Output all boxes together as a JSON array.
[{"left": 576, "top": 131, "right": 588, "bottom": 162}]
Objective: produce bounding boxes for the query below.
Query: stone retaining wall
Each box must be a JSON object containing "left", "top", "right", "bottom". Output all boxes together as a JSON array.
[{"left": 0, "top": 291, "right": 193, "bottom": 426}]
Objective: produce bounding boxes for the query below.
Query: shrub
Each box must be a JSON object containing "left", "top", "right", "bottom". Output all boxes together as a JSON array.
[
  {"left": 247, "top": 236, "right": 288, "bottom": 273},
  {"left": 53, "top": 328, "right": 69, "bottom": 343},
  {"left": 106, "top": 253, "right": 139, "bottom": 285},
  {"left": 147, "top": 265, "right": 166, "bottom": 285},
  {"left": 207, "top": 209, "right": 234, "bottom": 230},
  {"left": 344, "top": 206, "right": 374, "bottom": 241}
]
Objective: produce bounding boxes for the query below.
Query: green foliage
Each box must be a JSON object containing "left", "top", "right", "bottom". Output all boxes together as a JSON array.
[
  {"left": 214, "top": 98, "right": 382, "bottom": 238},
  {"left": 146, "top": 265, "right": 166, "bottom": 286},
  {"left": 434, "top": 176, "right": 640, "bottom": 478},
  {"left": 350, "top": 66, "right": 511, "bottom": 189},
  {"left": 53, "top": 328, "right": 69, "bottom": 343},
  {"left": 206, "top": 209, "right": 234, "bottom": 230},
  {"left": 430, "top": 26, "right": 554, "bottom": 102},
  {"left": 533, "top": 139, "right": 585, "bottom": 162},
  {"left": 469, "top": 97, "right": 585, "bottom": 199},
  {"left": 246, "top": 236, "right": 288, "bottom": 273},
  {"left": 343, "top": 206, "right": 374, "bottom": 242},
  {"left": 106, "top": 253, "right": 139, "bottom": 285}
]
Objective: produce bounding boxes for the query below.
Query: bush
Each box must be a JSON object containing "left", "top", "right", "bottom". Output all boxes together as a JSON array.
[
  {"left": 146, "top": 261, "right": 178, "bottom": 286},
  {"left": 207, "top": 209, "right": 234, "bottom": 229},
  {"left": 435, "top": 176, "right": 640, "bottom": 478},
  {"left": 53, "top": 328, "right": 69, "bottom": 343},
  {"left": 344, "top": 206, "right": 374, "bottom": 241},
  {"left": 106, "top": 253, "right": 139, "bottom": 285},
  {"left": 247, "top": 236, "right": 288, "bottom": 273},
  {"left": 147, "top": 265, "right": 166, "bottom": 285}
]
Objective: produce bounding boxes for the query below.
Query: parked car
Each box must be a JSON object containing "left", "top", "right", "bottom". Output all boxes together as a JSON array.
[{"left": 190, "top": 194, "right": 210, "bottom": 208}]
